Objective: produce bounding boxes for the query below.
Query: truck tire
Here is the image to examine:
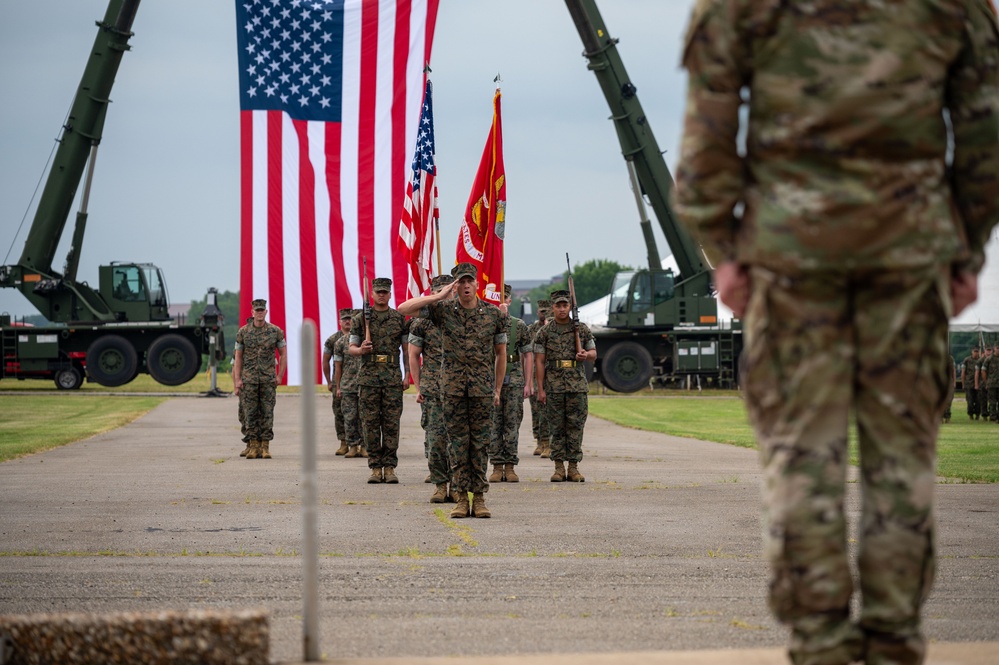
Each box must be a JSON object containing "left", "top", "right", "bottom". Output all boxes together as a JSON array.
[
  {"left": 147, "top": 334, "right": 200, "bottom": 386},
  {"left": 86, "top": 335, "right": 139, "bottom": 387},
  {"left": 53, "top": 365, "right": 83, "bottom": 390},
  {"left": 601, "top": 341, "right": 653, "bottom": 393}
]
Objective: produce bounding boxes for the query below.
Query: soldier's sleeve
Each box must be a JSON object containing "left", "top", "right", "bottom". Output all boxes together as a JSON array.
[
  {"left": 517, "top": 320, "right": 533, "bottom": 354},
  {"left": 349, "top": 312, "right": 364, "bottom": 346},
  {"left": 948, "top": 0, "right": 999, "bottom": 274},
  {"left": 579, "top": 323, "right": 597, "bottom": 352},
  {"left": 494, "top": 311, "right": 509, "bottom": 346},
  {"left": 673, "top": 0, "right": 749, "bottom": 266},
  {"left": 234, "top": 325, "right": 245, "bottom": 351},
  {"left": 408, "top": 318, "right": 426, "bottom": 348},
  {"left": 533, "top": 327, "right": 547, "bottom": 357},
  {"left": 275, "top": 325, "right": 287, "bottom": 348}
]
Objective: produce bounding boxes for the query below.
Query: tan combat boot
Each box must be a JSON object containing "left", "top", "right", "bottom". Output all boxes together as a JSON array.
[
  {"left": 488, "top": 464, "right": 504, "bottom": 483},
  {"left": 368, "top": 467, "right": 383, "bottom": 484},
  {"left": 383, "top": 467, "right": 399, "bottom": 484},
  {"left": 359, "top": 446, "right": 369, "bottom": 458},
  {"left": 239, "top": 441, "right": 251, "bottom": 457},
  {"left": 245, "top": 440, "right": 261, "bottom": 460},
  {"left": 335, "top": 440, "right": 349, "bottom": 455},
  {"left": 430, "top": 483, "right": 448, "bottom": 504},
  {"left": 532, "top": 438, "right": 543, "bottom": 456},
  {"left": 540, "top": 437, "right": 551, "bottom": 459},
  {"left": 550, "top": 460, "right": 566, "bottom": 482},
  {"left": 344, "top": 445, "right": 359, "bottom": 458},
  {"left": 449, "top": 485, "right": 462, "bottom": 504},
  {"left": 504, "top": 464, "right": 519, "bottom": 482},
  {"left": 260, "top": 440, "right": 272, "bottom": 459},
  {"left": 471, "top": 492, "right": 491, "bottom": 518},
  {"left": 425, "top": 474, "right": 433, "bottom": 484},
  {"left": 566, "top": 461, "right": 584, "bottom": 482},
  {"left": 450, "top": 492, "right": 470, "bottom": 518}
]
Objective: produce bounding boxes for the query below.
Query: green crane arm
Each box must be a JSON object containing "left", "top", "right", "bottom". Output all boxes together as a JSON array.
[{"left": 563, "top": 0, "right": 708, "bottom": 281}]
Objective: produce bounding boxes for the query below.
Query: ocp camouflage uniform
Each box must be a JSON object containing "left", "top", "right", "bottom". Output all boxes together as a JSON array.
[
  {"left": 527, "top": 304, "right": 551, "bottom": 455},
  {"left": 350, "top": 307, "right": 408, "bottom": 473},
  {"left": 323, "top": 330, "right": 346, "bottom": 443},
  {"left": 534, "top": 320, "right": 595, "bottom": 466},
  {"left": 235, "top": 321, "right": 286, "bottom": 444},
  {"left": 409, "top": 315, "right": 450, "bottom": 485},
  {"left": 676, "top": 2, "right": 999, "bottom": 663},
  {"left": 489, "top": 315, "right": 533, "bottom": 471},
  {"left": 421, "top": 297, "right": 507, "bottom": 496},
  {"left": 962, "top": 353, "right": 981, "bottom": 419},
  {"left": 333, "top": 333, "right": 363, "bottom": 455}
]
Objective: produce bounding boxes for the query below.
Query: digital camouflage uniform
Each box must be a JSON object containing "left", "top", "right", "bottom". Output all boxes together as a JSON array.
[
  {"left": 943, "top": 354, "right": 956, "bottom": 423},
  {"left": 962, "top": 353, "right": 981, "bottom": 419},
  {"left": 676, "top": 2, "right": 999, "bottom": 663},
  {"left": 323, "top": 329, "right": 346, "bottom": 443},
  {"left": 421, "top": 294, "right": 507, "bottom": 495},
  {"left": 527, "top": 300, "right": 551, "bottom": 454},
  {"left": 534, "top": 318, "right": 595, "bottom": 466},
  {"left": 976, "top": 351, "right": 992, "bottom": 418},
  {"left": 333, "top": 333, "right": 363, "bottom": 454},
  {"left": 489, "top": 315, "right": 533, "bottom": 469},
  {"left": 983, "top": 349, "right": 999, "bottom": 421},
  {"left": 409, "top": 315, "right": 451, "bottom": 485},
  {"left": 350, "top": 296, "right": 408, "bottom": 474},
  {"left": 235, "top": 320, "right": 286, "bottom": 444}
]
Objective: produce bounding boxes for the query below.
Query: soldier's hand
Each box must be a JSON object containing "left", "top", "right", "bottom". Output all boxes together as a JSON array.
[
  {"left": 951, "top": 269, "right": 978, "bottom": 317},
  {"left": 234, "top": 378, "right": 243, "bottom": 396},
  {"left": 523, "top": 384, "right": 533, "bottom": 399},
  {"left": 537, "top": 388, "right": 546, "bottom": 406},
  {"left": 415, "top": 391, "right": 425, "bottom": 404},
  {"left": 336, "top": 388, "right": 342, "bottom": 398},
  {"left": 360, "top": 340, "right": 373, "bottom": 354},
  {"left": 327, "top": 382, "right": 334, "bottom": 393},
  {"left": 714, "top": 261, "right": 750, "bottom": 318},
  {"left": 493, "top": 387, "right": 501, "bottom": 407}
]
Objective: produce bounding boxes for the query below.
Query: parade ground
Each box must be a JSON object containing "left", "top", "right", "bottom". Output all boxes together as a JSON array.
[{"left": 1, "top": 393, "right": 997, "bottom": 663}]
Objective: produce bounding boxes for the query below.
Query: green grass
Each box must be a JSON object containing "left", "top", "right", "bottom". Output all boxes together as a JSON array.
[
  {"left": 589, "top": 396, "right": 999, "bottom": 483},
  {"left": 0, "top": 395, "right": 165, "bottom": 462}
]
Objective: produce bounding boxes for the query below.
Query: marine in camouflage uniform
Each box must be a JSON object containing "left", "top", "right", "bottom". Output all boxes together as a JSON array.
[
  {"left": 675, "top": 2, "right": 999, "bottom": 663},
  {"left": 322, "top": 308, "right": 353, "bottom": 455},
  {"left": 488, "top": 284, "right": 534, "bottom": 483},
  {"left": 408, "top": 274, "right": 455, "bottom": 503},
  {"left": 534, "top": 289, "right": 596, "bottom": 483},
  {"left": 350, "top": 277, "right": 409, "bottom": 483},
  {"left": 527, "top": 300, "right": 552, "bottom": 457},
  {"left": 234, "top": 299, "right": 288, "bottom": 460},
  {"left": 983, "top": 344, "right": 999, "bottom": 421},
  {"left": 333, "top": 311, "right": 365, "bottom": 458},
  {"left": 976, "top": 347, "right": 992, "bottom": 419},
  {"left": 962, "top": 348, "right": 981, "bottom": 420},
  {"left": 943, "top": 354, "right": 956, "bottom": 424},
  {"left": 398, "top": 262, "right": 508, "bottom": 519}
]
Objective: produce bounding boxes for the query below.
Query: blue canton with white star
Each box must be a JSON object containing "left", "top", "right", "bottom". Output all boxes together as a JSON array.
[{"left": 411, "top": 82, "right": 436, "bottom": 189}]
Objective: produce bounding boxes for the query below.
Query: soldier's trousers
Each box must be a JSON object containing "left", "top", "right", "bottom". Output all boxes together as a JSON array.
[
  {"left": 242, "top": 381, "right": 278, "bottom": 442},
  {"left": 966, "top": 387, "right": 979, "bottom": 418},
  {"left": 743, "top": 266, "right": 945, "bottom": 665},
  {"left": 238, "top": 393, "right": 249, "bottom": 443},
  {"left": 977, "top": 388, "right": 989, "bottom": 418},
  {"left": 422, "top": 393, "right": 451, "bottom": 485},
  {"left": 489, "top": 382, "right": 525, "bottom": 465},
  {"left": 529, "top": 385, "right": 548, "bottom": 440},
  {"left": 359, "top": 384, "right": 403, "bottom": 469},
  {"left": 546, "top": 391, "right": 588, "bottom": 463},
  {"left": 988, "top": 387, "right": 999, "bottom": 421},
  {"left": 332, "top": 391, "right": 345, "bottom": 441},
  {"left": 442, "top": 392, "right": 492, "bottom": 493},
  {"left": 340, "top": 391, "right": 362, "bottom": 448}
]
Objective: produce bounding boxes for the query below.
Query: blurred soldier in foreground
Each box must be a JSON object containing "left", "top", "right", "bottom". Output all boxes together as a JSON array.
[
  {"left": 233, "top": 299, "right": 288, "bottom": 460},
  {"left": 675, "top": 2, "right": 999, "bottom": 663},
  {"left": 527, "top": 299, "right": 552, "bottom": 457},
  {"left": 322, "top": 308, "right": 354, "bottom": 455},
  {"left": 488, "top": 284, "right": 534, "bottom": 483}
]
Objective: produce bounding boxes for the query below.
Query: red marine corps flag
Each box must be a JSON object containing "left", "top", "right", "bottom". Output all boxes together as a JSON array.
[
  {"left": 456, "top": 88, "right": 505, "bottom": 304},
  {"left": 398, "top": 79, "right": 438, "bottom": 299}
]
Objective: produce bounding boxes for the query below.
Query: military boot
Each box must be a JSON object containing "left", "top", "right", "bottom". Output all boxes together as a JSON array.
[
  {"left": 260, "top": 440, "right": 272, "bottom": 459},
  {"left": 449, "top": 485, "right": 462, "bottom": 503},
  {"left": 550, "top": 460, "right": 566, "bottom": 482},
  {"left": 532, "top": 438, "right": 543, "bottom": 456},
  {"left": 450, "top": 492, "right": 470, "bottom": 519},
  {"left": 425, "top": 474, "right": 433, "bottom": 483},
  {"left": 383, "top": 467, "right": 399, "bottom": 484},
  {"left": 239, "top": 441, "right": 251, "bottom": 457},
  {"left": 540, "top": 437, "right": 551, "bottom": 459},
  {"left": 344, "top": 445, "right": 360, "bottom": 458},
  {"left": 566, "top": 461, "right": 584, "bottom": 482},
  {"left": 488, "top": 464, "right": 505, "bottom": 483},
  {"left": 335, "top": 440, "right": 349, "bottom": 455},
  {"left": 245, "top": 440, "right": 261, "bottom": 460},
  {"left": 368, "top": 467, "right": 383, "bottom": 484},
  {"left": 504, "top": 464, "right": 519, "bottom": 483},
  {"left": 430, "top": 483, "right": 448, "bottom": 503},
  {"left": 359, "top": 446, "right": 369, "bottom": 458},
  {"left": 471, "top": 492, "right": 491, "bottom": 518}
]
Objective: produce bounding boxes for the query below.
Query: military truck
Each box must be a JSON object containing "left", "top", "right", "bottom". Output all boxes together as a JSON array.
[
  {"left": 0, "top": 0, "right": 222, "bottom": 390},
  {"left": 564, "top": 0, "right": 741, "bottom": 392}
]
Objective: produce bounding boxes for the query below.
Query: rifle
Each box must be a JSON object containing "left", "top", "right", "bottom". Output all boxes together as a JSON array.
[
  {"left": 362, "top": 256, "right": 372, "bottom": 344},
  {"left": 565, "top": 253, "right": 583, "bottom": 355}
]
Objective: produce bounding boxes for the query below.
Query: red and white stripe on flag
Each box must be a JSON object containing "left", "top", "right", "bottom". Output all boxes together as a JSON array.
[
  {"left": 398, "top": 79, "right": 438, "bottom": 299},
  {"left": 236, "top": 0, "right": 439, "bottom": 385}
]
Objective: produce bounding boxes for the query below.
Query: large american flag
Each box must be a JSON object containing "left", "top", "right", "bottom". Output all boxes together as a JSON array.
[
  {"left": 235, "top": 0, "right": 439, "bottom": 384},
  {"left": 398, "top": 79, "right": 438, "bottom": 299}
]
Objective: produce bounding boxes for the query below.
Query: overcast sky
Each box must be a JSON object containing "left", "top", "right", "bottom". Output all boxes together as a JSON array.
[{"left": 0, "top": 0, "right": 695, "bottom": 317}]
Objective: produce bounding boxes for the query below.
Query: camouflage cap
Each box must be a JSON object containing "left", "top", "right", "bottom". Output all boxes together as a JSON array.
[
  {"left": 536, "top": 299, "right": 552, "bottom": 309},
  {"left": 372, "top": 277, "right": 392, "bottom": 292},
  {"left": 339, "top": 307, "right": 353, "bottom": 320},
  {"left": 504, "top": 283, "right": 512, "bottom": 298},
  {"left": 431, "top": 274, "right": 454, "bottom": 291},
  {"left": 251, "top": 299, "right": 267, "bottom": 310},
  {"left": 550, "top": 289, "right": 571, "bottom": 304},
  {"left": 451, "top": 262, "right": 477, "bottom": 280}
]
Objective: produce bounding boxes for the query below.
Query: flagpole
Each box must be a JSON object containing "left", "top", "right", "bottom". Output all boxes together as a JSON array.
[{"left": 494, "top": 74, "right": 504, "bottom": 304}]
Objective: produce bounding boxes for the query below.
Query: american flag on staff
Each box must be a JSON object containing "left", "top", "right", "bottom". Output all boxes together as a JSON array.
[
  {"left": 235, "top": 0, "right": 439, "bottom": 385},
  {"left": 398, "top": 79, "right": 438, "bottom": 299}
]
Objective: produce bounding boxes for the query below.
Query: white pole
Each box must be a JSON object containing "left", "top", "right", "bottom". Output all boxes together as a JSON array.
[{"left": 301, "top": 320, "right": 320, "bottom": 661}]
